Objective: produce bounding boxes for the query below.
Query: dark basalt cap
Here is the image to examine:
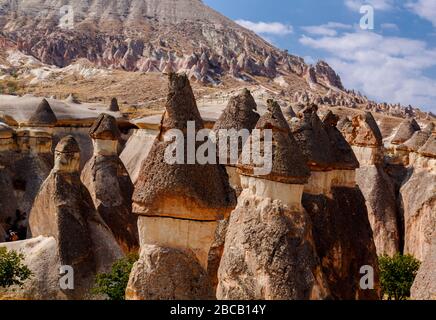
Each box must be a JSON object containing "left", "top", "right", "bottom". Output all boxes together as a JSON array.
[
  {"left": 109, "top": 98, "right": 120, "bottom": 112},
  {"left": 237, "top": 99, "right": 310, "bottom": 184},
  {"left": 392, "top": 118, "right": 421, "bottom": 145},
  {"left": 322, "top": 111, "right": 359, "bottom": 170},
  {"left": 55, "top": 135, "right": 80, "bottom": 154},
  {"left": 132, "top": 74, "right": 236, "bottom": 221},
  {"left": 213, "top": 88, "right": 259, "bottom": 132},
  {"left": 28, "top": 99, "right": 57, "bottom": 127},
  {"left": 89, "top": 113, "right": 121, "bottom": 140},
  {"left": 161, "top": 73, "right": 203, "bottom": 133},
  {"left": 418, "top": 134, "right": 436, "bottom": 158},
  {"left": 398, "top": 124, "right": 432, "bottom": 152},
  {"left": 289, "top": 104, "right": 335, "bottom": 170}
]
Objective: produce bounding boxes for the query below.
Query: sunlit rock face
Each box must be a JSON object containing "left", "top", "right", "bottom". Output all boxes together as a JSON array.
[
  {"left": 26, "top": 136, "right": 123, "bottom": 299},
  {"left": 340, "top": 112, "right": 400, "bottom": 257},
  {"left": 128, "top": 74, "right": 235, "bottom": 300},
  {"left": 217, "top": 100, "right": 329, "bottom": 300},
  {"left": 291, "top": 108, "right": 381, "bottom": 300},
  {"left": 81, "top": 114, "right": 138, "bottom": 253},
  {"left": 0, "top": 236, "right": 65, "bottom": 299},
  {"left": 400, "top": 134, "right": 436, "bottom": 262},
  {"left": 120, "top": 129, "right": 158, "bottom": 184},
  {"left": 411, "top": 232, "right": 436, "bottom": 300}
]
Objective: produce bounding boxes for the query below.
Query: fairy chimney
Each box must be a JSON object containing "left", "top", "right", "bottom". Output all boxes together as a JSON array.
[
  {"left": 109, "top": 98, "right": 120, "bottom": 112},
  {"left": 127, "top": 74, "right": 236, "bottom": 300},
  {"left": 29, "top": 136, "right": 123, "bottom": 298},
  {"left": 212, "top": 88, "right": 260, "bottom": 194},
  {"left": 217, "top": 100, "right": 329, "bottom": 300},
  {"left": 391, "top": 118, "right": 421, "bottom": 145},
  {"left": 81, "top": 114, "right": 138, "bottom": 253}
]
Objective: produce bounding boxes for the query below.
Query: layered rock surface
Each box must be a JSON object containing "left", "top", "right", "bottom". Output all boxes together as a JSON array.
[
  {"left": 127, "top": 74, "right": 236, "bottom": 300},
  {"left": 217, "top": 100, "right": 329, "bottom": 300},
  {"left": 411, "top": 232, "right": 435, "bottom": 300},
  {"left": 81, "top": 114, "right": 138, "bottom": 253},
  {"left": 290, "top": 107, "right": 381, "bottom": 299},
  {"left": 25, "top": 136, "right": 123, "bottom": 299},
  {"left": 340, "top": 112, "right": 400, "bottom": 256}
]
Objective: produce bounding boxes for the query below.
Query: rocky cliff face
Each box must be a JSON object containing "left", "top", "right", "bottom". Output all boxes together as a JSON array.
[{"left": 0, "top": 0, "right": 341, "bottom": 88}]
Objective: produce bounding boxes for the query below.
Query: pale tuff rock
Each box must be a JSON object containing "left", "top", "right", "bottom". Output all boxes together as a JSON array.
[
  {"left": 0, "top": 236, "right": 66, "bottom": 299},
  {"left": 65, "top": 93, "right": 81, "bottom": 104},
  {"left": 357, "top": 166, "right": 400, "bottom": 256},
  {"left": 217, "top": 189, "right": 330, "bottom": 300},
  {"left": 119, "top": 129, "right": 158, "bottom": 184},
  {"left": 129, "top": 74, "right": 234, "bottom": 300},
  {"left": 314, "top": 61, "right": 344, "bottom": 90},
  {"left": 218, "top": 102, "right": 329, "bottom": 300},
  {"left": 0, "top": 112, "right": 18, "bottom": 127},
  {"left": 81, "top": 114, "right": 138, "bottom": 253},
  {"left": 339, "top": 112, "right": 400, "bottom": 256},
  {"left": 411, "top": 232, "right": 436, "bottom": 300},
  {"left": 401, "top": 170, "right": 436, "bottom": 261},
  {"left": 391, "top": 118, "right": 421, "bottom": 145},
  {"left": 126, "top": 245, "right": 214, "bottom": 300},
  {"left": 28, "top": 136, "right": 123, "bottom": 299}
]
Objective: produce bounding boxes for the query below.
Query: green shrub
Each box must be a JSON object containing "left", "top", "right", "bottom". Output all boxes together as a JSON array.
[
  {"left": 0, "top": 247, "right": 32, "bottom": 288},
  {"left": 92, "top": 253, "right": 139, "bottom": 300},
  {"left": 378, "top": 253, "right": 421, "bottom": 300}
]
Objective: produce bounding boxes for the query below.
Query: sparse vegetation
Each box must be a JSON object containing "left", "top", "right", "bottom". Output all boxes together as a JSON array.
[
  {"left": 378, "top": 253, "right": 421, "bottom": 300},
  {"left": 92, "top": 253, "right": 139, "bottom": 300},
  {"left": 0, "top": 247, "right": 32, "bottom": 288}
]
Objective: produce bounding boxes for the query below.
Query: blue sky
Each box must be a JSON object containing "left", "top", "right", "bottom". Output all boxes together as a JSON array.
[{"left": 204, "top": 0, "right": 436, "bottom": 112}]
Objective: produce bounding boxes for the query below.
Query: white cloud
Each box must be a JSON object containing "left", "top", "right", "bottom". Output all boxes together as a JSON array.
[
  {"left": 345, "top": 0, "right": 394, "bottom": 11},
  {"left": 299, "top": 32, "right": 436, "bottom": 112},
  {"left": 301, "top": 22, "right": 353, "bottom": 36},
  {"left": 235, "top": 20, "right": 293, "bottom": 35},
  {"left": 406, "top": 0, "right": 436, "bottom": 27},
  {"left": 381, "top": 23, "right": 399, "bottom": 30}
]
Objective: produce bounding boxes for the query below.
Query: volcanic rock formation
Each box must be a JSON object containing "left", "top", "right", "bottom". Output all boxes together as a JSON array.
[
  {"left": 400, "top": 132, "right": 436, "bottom": 261},
  {"left": 81, "top": 114, "right": 138, "bottom": 253},
  {"left": 212, "top": 88, "right": 260, "bottom": 194},
  {"left": 340, "top": 112, "right": 400, "bottom": 256},
  {"left": 291, "top": 107, "right": 381, "bottom": 299},
  {"left": 411, "top": 232, "right": 435, "bottom": 300},
  {"left": 26, "top": 136, "right": 123, "bottom": 299},
  {"left": 127, "top": 73, "right": 236, "bottom": 300},
  {"left": 217, "top": 100, "right": 329, "bottom": 300}
]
